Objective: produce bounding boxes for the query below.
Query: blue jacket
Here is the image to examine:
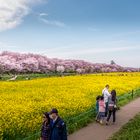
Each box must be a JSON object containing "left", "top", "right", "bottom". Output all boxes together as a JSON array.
[
  {"left": 96, "top": 101, "right": 99, "bottom": 113},
  {"left": 50, "top": 117, "right": 67, "bottom": 140}
]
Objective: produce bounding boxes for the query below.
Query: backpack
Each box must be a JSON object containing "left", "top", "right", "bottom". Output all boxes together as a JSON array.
[{"left": 108, "top": 103, "right": 114, "bottom": 111}]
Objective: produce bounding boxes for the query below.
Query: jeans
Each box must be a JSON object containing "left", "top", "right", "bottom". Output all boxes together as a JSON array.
[{"left": 99, "top": 112, "right": 105, "bottom": 120}]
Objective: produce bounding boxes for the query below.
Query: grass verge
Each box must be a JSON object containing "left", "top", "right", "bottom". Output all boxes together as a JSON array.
[{"left": 109, "top": 113, "right": 140, "bottom": 140}]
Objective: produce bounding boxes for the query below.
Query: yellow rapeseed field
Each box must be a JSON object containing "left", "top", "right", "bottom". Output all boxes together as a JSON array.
[{"left": 0, "top": 73, "right": 140, "bottom": 139}]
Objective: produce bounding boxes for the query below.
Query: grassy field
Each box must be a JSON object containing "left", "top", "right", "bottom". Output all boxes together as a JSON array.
[
  {"left": 0, "top": 73, "right": 47, "bottom": 81},
  {"left": 110, "top": 113, "right": 140, "bottom": 140},
  {"left": 0, "top": 72, "right": 76, "bottom": 81},
  {"left": 0, "top": 72, "right": 140, "bottom": 140}
]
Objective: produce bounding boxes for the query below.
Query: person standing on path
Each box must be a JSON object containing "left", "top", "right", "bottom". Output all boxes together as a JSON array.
[
  {"left": 49, "top": 108, "right": 67, "bottom": 140},
  {"left": 102, "top": 85, "right": 111, "bottom": 117},
  {"left": 106, "top": 90, "right": 117, "bottom": 125},
  {"left": 98, "top": 96, "right": 105, "bottom": 124}
]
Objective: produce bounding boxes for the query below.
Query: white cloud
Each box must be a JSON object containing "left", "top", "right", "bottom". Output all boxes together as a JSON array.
[
  {"left": 0, "top": 41, "right": 18, "bottom": 52},
  {"left": 41, "top": 18, "right": 66, "bottom": 27},
  {"left": 39, "top": 12, "right": 66, "bottom": 28},
  {"left": 0, "top": 0, "right": 42, "bottom": 31},
  {"left": 41, "top": 46, "right": 139, "bottom": 58},
  {"left": 113, "top": 30, "right": 140, "bottom": 37},
  {"left": 39, "top": 45, "right": 140, "bottom": 67},
  {"left": 39, "top": 12, "right": 48, "bottom": 16},
  {"left": 39, "top": 39, "right": 140, "bottom": 60}
]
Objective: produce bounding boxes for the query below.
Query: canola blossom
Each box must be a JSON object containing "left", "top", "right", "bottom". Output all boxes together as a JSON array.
[{"left": 0, "top": 73, "right": 140, "bottom": 139}]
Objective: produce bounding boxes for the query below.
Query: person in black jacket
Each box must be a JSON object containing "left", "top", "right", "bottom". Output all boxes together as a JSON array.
[
  {"left": 106, "top": 90, "right": 117, "bottom": 125},
  {"left": 40, "top": 112, "right": 51, "bottom": 140},
  {"left": 49, "top": 108, "right": 67, "bottom": 140}
]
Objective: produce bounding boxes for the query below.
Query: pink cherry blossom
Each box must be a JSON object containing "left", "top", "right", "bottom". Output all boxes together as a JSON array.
[{"left": 0, "top": 51, "right": 139, "bottom": 74}]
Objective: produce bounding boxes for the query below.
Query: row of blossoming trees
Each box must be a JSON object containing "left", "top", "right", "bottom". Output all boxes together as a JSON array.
[{"left": 0, "top": 51, "right": 139, "bottom": 75}]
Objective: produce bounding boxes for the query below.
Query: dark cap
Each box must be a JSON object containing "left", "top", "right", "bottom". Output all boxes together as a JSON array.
[{"left": 49, "top": 108, "right": 58, "bottom": 114}]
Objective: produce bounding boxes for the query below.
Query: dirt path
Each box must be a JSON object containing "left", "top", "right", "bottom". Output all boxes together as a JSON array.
[{"left": 68, "top": 98, "right": 140, "bottom": 140}]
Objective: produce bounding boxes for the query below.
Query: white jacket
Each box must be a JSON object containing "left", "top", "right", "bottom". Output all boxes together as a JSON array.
[{"left": 102, "top": 88, "right": 110, "bottom": 103}]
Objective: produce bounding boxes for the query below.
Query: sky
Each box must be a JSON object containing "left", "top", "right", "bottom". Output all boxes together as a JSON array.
[{"left": 0, "top": 0, "right": 140, "bottom": 68}]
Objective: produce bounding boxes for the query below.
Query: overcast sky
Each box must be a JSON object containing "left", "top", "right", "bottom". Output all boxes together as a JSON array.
[{"left": 0, "top": 0, "right": 140, "bottom": 67}]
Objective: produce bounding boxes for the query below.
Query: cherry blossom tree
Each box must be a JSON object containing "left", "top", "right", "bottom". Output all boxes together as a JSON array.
[{"left": 0, "top": 51, "right": 139, "bottom": 74}]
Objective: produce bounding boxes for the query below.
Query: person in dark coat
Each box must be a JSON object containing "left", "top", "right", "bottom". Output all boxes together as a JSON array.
[
  {"left": 40, "top": 112, "right": 51, "bottom": 140},
  {"left": 49, "top": 108, "right": 67, "bottom": 140},
  {"left": 106, "top": 90, "right": 117, "bottom": 125}
]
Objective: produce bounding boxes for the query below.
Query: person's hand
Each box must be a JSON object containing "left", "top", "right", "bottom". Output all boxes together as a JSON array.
[{"left": 114, "top": 105, "right": 117, "bottom": 108}]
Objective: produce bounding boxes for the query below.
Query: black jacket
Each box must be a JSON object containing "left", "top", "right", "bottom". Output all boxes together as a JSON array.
[{"left": 41, "top": 122, "right": 51, "bottom": 140}]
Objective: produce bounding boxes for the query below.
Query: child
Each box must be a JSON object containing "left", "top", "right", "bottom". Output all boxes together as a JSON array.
[
  {"left": 95, "top": 95, "right": 101, "bottom": 122},
  {"left": 99, "top": 96, "right": 105, "bottom": 124},
  {"left": 40, "top": 112, "right": 51, "bottom": 140}
]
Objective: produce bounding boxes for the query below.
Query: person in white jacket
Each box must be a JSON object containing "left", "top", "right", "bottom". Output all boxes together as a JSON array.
[{"left": 102, "top": 85, "right": 111, "bottom": 117}]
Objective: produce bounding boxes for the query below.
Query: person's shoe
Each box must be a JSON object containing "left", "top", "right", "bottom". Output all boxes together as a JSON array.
[
  {"left": 106, "top": 121, "right": 109, "bottom": 125},
  {"left": 96, "top": 119, "right": 99, "bottom": 123},
  {"left": 100, "top": 120, "right": 103, "bottom": 124}
]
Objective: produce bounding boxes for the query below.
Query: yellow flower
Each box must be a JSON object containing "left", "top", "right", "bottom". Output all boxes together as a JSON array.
[{"left": 0, "top": 72, "right": 140, "bottom": 139}]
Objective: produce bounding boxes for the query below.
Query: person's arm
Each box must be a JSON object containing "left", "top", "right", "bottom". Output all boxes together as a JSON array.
[
  {"left": 115, "top": 97, "right": 118, "bottom": 106},
  {"left": 106, "top": 90, "right": 111, "bottom": 97},
  {"left": 102, "top": 89, "right": 105, "bottom": 95},
  {"left": 62, "top": 122, "right": 67, "bottom": 140},
  {"left": 104, "top": 102, "right": 106, "bottom": 108}
]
